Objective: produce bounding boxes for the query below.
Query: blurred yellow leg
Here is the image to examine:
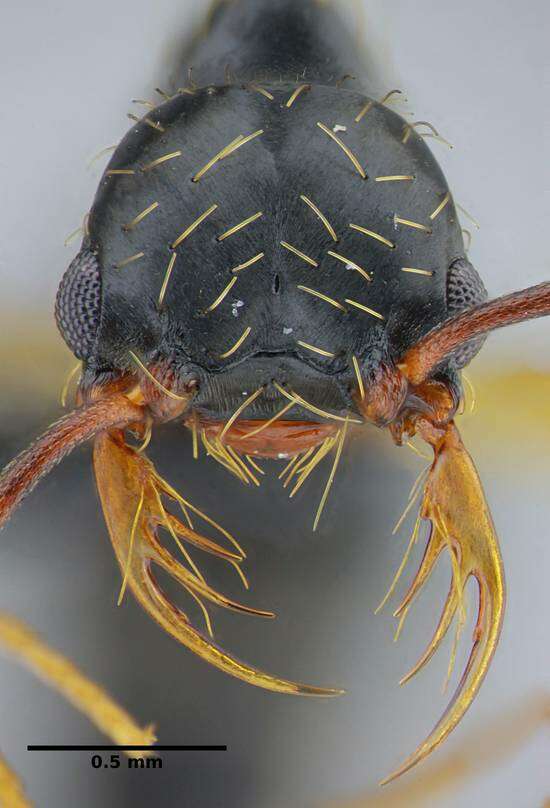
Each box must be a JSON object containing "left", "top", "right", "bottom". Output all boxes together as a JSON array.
[
  {"left": 0, "top": 613, "right": 155, "bottom": 752},
  {"left": 0, "top": 751, "right": 31, "bottom": 808},
  {"left": 325, "top": 693, "right": 549, "bottom": 807}
]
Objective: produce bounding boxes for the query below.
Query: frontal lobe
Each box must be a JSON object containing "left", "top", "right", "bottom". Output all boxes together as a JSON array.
[{"left": 84, "top": 82, "right": 465, "bottom": 375}]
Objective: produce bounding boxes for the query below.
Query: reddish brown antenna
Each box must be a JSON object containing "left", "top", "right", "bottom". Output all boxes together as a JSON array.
[{"left": 400, "top": 282, "right": 550, "bottom": 385}]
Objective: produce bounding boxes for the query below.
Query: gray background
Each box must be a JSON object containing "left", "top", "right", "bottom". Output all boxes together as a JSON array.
[{"left": 0, "top": 1, "right": 548, "bottom": 806}]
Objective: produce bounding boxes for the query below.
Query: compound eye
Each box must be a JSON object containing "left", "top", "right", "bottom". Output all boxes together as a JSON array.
[
  {"left": 446, "top": 257, "right": 488, "bottom": 369},
  {"left": 55, "top": 249, "right": 101, "bottom": 360},
  {"left": 447, "top": 256, "right": 487, "bottom": 312}
]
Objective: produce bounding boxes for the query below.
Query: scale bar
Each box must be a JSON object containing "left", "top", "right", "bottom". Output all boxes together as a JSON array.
[{"left": 28, "top": 745, "right": 227, "bottom": 752}]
